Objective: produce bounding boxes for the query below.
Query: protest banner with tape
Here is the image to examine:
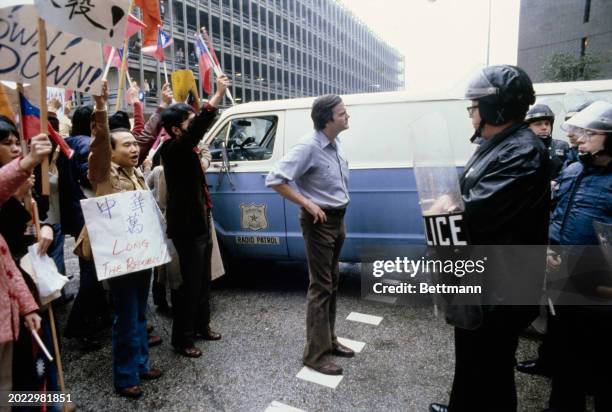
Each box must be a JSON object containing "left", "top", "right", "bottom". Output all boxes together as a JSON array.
[
  {"left": 0, "top": 5, "right": 104, "bottom": 94},
  {"left": 81, "top": 190, "right": 171, "bottom": 281}
]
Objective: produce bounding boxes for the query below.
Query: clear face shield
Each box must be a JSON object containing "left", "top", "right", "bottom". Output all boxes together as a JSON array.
[
  {"left": 561, "top": 101, "right": 612, "bottom": 135},
  {"left": 563, "top": 89, "right": 597, "bottom": 121}
]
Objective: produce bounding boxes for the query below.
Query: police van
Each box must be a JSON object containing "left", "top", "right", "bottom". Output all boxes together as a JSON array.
[{"left": 203, "top": 79, "right": 612, "bottom": 262}]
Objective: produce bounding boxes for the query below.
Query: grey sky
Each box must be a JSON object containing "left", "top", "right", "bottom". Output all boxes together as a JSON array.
[{"left": 339, "top": 0, "right": 521, "bottom": 92}]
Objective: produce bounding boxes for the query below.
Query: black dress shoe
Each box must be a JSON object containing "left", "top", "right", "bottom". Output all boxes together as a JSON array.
[
  {"left": 332, "top": 342, "right": 355, "bottom": 358},
  {"left": 196, "top": 328, "right": 222, "bottom": 341},
  {"left": 429, "top": 403, "right": 448, "bottom": 412},
  {"left": 304, "top": 361, "right": 343, "bottom": 375},
  {"left": 516, "top": 359, "right": 552, "bottom": 377}
]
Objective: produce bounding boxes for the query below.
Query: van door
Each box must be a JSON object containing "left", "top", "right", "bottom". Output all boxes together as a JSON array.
[{"left": 205, "top": 111, "right": 289, "bottom": 260}]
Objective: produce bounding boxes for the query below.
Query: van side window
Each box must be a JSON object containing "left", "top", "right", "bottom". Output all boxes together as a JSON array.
[{"left": 210, "top": 115, "right": 278, "bottom": 162}]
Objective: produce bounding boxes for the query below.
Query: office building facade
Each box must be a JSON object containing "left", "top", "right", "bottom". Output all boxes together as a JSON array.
[
  {"left": 517, "top": 0, "right": 612, "bottom": 82},
  {"left": 114, "top": 0, "right": 404, "bottom": 109}
]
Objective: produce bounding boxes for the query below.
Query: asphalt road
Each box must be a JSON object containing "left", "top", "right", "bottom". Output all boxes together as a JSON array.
[{"left": 55, "top": 241, "right": 551, "bottom": 412}]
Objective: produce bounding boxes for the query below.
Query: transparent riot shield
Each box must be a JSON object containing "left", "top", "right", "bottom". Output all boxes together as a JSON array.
[{"left": 409, "top": 113, "right": 468, "bottom": 247}]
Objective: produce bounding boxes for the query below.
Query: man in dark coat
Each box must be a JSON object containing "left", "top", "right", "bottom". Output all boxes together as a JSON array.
[{"left": 160, "top": 75, "right": 229, "bottom": 358}]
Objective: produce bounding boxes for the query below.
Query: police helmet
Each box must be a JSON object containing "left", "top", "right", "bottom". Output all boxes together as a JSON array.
[
  {"left": 525, "top": 104, "right": 555, "bottom": 126},
  {"left": 562, "top": 101, "right": 612, "bottom": 154},
  {"left": 565, "top": 101, "right": 592, "bottom": 121},
  {"left": 464, "top": 65, "right": 535, "bottom": 126}
]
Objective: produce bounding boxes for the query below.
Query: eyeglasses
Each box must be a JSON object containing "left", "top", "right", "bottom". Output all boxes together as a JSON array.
[
  {"left": 466, "top": 105, "right": 479, "bottom": 117},
  {"left": 576, "top": 129, "right": 604, "bottom": 140}
]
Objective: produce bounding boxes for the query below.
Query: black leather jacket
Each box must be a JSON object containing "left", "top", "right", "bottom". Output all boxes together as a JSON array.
[{"left": 447, "top": 123, "right": 551, "bottom": 329}]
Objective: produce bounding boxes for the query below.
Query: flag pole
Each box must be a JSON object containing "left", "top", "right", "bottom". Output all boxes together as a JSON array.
[
  {"left": 115, "top": 1, "right": 135, "bottom": 112},
  {"left": 37, "top": 18, "right": 49, "bottom": 195},
  {"left": 163, "top": 60, "right": 169, "bottom": 84},
  {"left": 102, "top": 47, "right": 115, "bottom": 81},
  {"left": 31, "top": 197, "right": 66, "bottom": 410}
]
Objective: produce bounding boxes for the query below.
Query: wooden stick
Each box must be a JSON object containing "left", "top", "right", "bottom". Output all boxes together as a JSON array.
[
  {"left": 48, "top": 307, "right": 66, "bottom": 406},
  {"left": 37, "top": 18, "right": 49, "bottom": 195},
  {"left": 31, "top": 199, "right": 66, "bottom": 407},
  {"left": 102, "top": 47, "right": 115, "bottom": 81}
]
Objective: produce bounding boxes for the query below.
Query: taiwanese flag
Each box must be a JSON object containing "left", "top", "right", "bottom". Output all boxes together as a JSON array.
[
  {"left": 195, "top": 35, "right": 213, "bottom": 94},
  {"left": 103, "top": 45, "right": 124, "bottom": 69},
  {"left": 19, "top": 93, "right": 74, "bottom": 159},
  {"left": 142, "top": 27, "right": 173, "bottom": 61}
]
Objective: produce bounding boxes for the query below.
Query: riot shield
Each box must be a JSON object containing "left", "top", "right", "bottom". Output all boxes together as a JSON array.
[{"left": 409, "top": 113, "right": 468, "bottom": 247}]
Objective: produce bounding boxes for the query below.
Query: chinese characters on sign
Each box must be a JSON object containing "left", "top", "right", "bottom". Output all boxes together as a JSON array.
[{"left": 81, "top": 190, "right": 170, "bottom": 281}]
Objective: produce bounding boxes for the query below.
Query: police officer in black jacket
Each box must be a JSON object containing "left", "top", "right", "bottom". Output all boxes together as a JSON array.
[
  {"left": 525, "top": 103, "right": 569, "bottom": 179},
  {"left": 430, "top": 65, "right": 550, "bottom": 412}
]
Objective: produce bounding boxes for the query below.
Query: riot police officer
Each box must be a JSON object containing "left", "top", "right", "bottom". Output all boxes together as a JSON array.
[
  {"left": 429, "top": 65, "right": 550, "bottom": 412},
  {"left": 525, "top": 103, "right": 569, "bottom": 179},
  {"left": 545, "top": 101, "right": 612, "bottom": 412}
]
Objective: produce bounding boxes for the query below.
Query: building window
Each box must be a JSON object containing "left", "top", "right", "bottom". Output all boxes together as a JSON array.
[
  {"left": 581, "top": 36, "right": 589, "bottom": 57},
  {"left": 583, "top": 0, "right": 591, "bottom": 23}
]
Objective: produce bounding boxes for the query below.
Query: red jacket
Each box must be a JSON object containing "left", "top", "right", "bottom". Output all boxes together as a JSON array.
[{"left": 0, "top": 158, "right": 38, "bottom": 343}]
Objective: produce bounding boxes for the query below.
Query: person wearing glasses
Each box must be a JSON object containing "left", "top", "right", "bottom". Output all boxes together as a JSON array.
[
  {"left": 544, "top": 101, "right": 612, "bottom": 412},
  {"left": 430, "top": 65, "right": 551, "bottom": 412}
]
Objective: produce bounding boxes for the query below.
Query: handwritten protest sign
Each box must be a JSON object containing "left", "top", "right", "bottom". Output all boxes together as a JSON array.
[
  {"left": 81, "top": 190, "right": 170, "bottom": 281},
  {"left": 34, "top": 0, "right": 130, "bottom": 48},
  {"left": 0, "top": 5, "right": 103, "bottom": 93}
]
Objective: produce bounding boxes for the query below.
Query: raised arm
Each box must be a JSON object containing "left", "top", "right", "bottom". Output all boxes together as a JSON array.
[
  {"left": 87, "top": 80, "right": 112, "bottom": 187},
  {"left": 136, "top": 83, "right": 173, "bottom": 165}
]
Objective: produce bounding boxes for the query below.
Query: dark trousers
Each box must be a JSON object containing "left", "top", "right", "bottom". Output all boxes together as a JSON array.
[
  {"left": 108, "top": 270, "right": 151, "bottom": 389},
  {"left": 548, "top": 307, "right": 612, "bottom": 412},
  {"left": 300, "top": 208, "right": 345, "bottom": 367},
  {"left": 65, "top": 257, "right": 111, "bottom": 338},
  {"left": 170, "top": 234, "right": 213, "bottom": 349},
  {"left": 449, "top": 308, "right": 536, "bottom": 412}
]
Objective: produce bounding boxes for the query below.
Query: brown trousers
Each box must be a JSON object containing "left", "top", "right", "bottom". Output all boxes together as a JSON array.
[{"left": 300, "top": 208, "right": 346, "bottom": 367}]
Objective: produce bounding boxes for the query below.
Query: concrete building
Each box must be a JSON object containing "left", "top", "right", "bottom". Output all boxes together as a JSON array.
[
  {"left": 114, "top": 0, "right": 404, "bottom": 109},
  {"left": 517, "top": 0, "right": 612, "bottom": 82}
]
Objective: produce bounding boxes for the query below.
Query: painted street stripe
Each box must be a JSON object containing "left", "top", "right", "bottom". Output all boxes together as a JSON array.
[
  {"left": 365, "top": 293, "right": 398, "bottom": 305},
  {"left": 264, "top": 401, "right": 306, "bottom": 412},
  {"left": 296, "top": 366, "right": 343, "bottom": 389},
  {"left": 346, "top": 311, "right": 383, "bottom": 326},
  {"left": 337, "top": 337, "right": 365, "bottom": 353}
]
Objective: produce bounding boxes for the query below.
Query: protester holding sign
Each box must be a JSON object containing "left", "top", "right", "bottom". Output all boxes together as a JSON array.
[
  {"left": 0, "top": 129, "right": 49, "bottom": 404},
  {"left": 160, "top": 75, "right": 229, "bottom": 358},
  {"left": 87, "top": 80, "right": 163, "bottom": 399}
]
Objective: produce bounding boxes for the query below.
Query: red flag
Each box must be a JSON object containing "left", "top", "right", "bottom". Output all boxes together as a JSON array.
[
  {"left": 201, "top": 28, "right": 220, "bottom": 67},
  {"left": 134, "top": 0, "right": 162, "bottom": 48},
  {"left": 124, "top": 14, "right": 147, "bottom": 38}
]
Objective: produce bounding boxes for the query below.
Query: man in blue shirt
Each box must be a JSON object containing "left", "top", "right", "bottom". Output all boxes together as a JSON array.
[{"left": 266, "top": 95, "right": 354, "bottom": 375}]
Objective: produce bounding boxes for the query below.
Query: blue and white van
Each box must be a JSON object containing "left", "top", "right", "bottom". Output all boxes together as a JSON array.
[{"left": 203, "top": 79, "right": 612, "bottom": 262}]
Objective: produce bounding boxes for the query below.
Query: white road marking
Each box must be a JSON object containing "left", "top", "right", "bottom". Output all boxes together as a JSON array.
[
  {"left": 337, "top": 337, "right": 365, "bottom": 353},
  {"left": 296, "top": 366, "right": 343, "bottom": 389},
  {"left": 346, "top": 312, "right": 383, "bottom": 326},
  {"left": 265, "top": 401, "right": 306, "bottom": 412}
]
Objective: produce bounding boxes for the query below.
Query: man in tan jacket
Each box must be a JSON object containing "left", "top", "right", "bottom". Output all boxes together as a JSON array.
[{"left": 88, "top": 80, "right": 163, "bottom": 399}]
